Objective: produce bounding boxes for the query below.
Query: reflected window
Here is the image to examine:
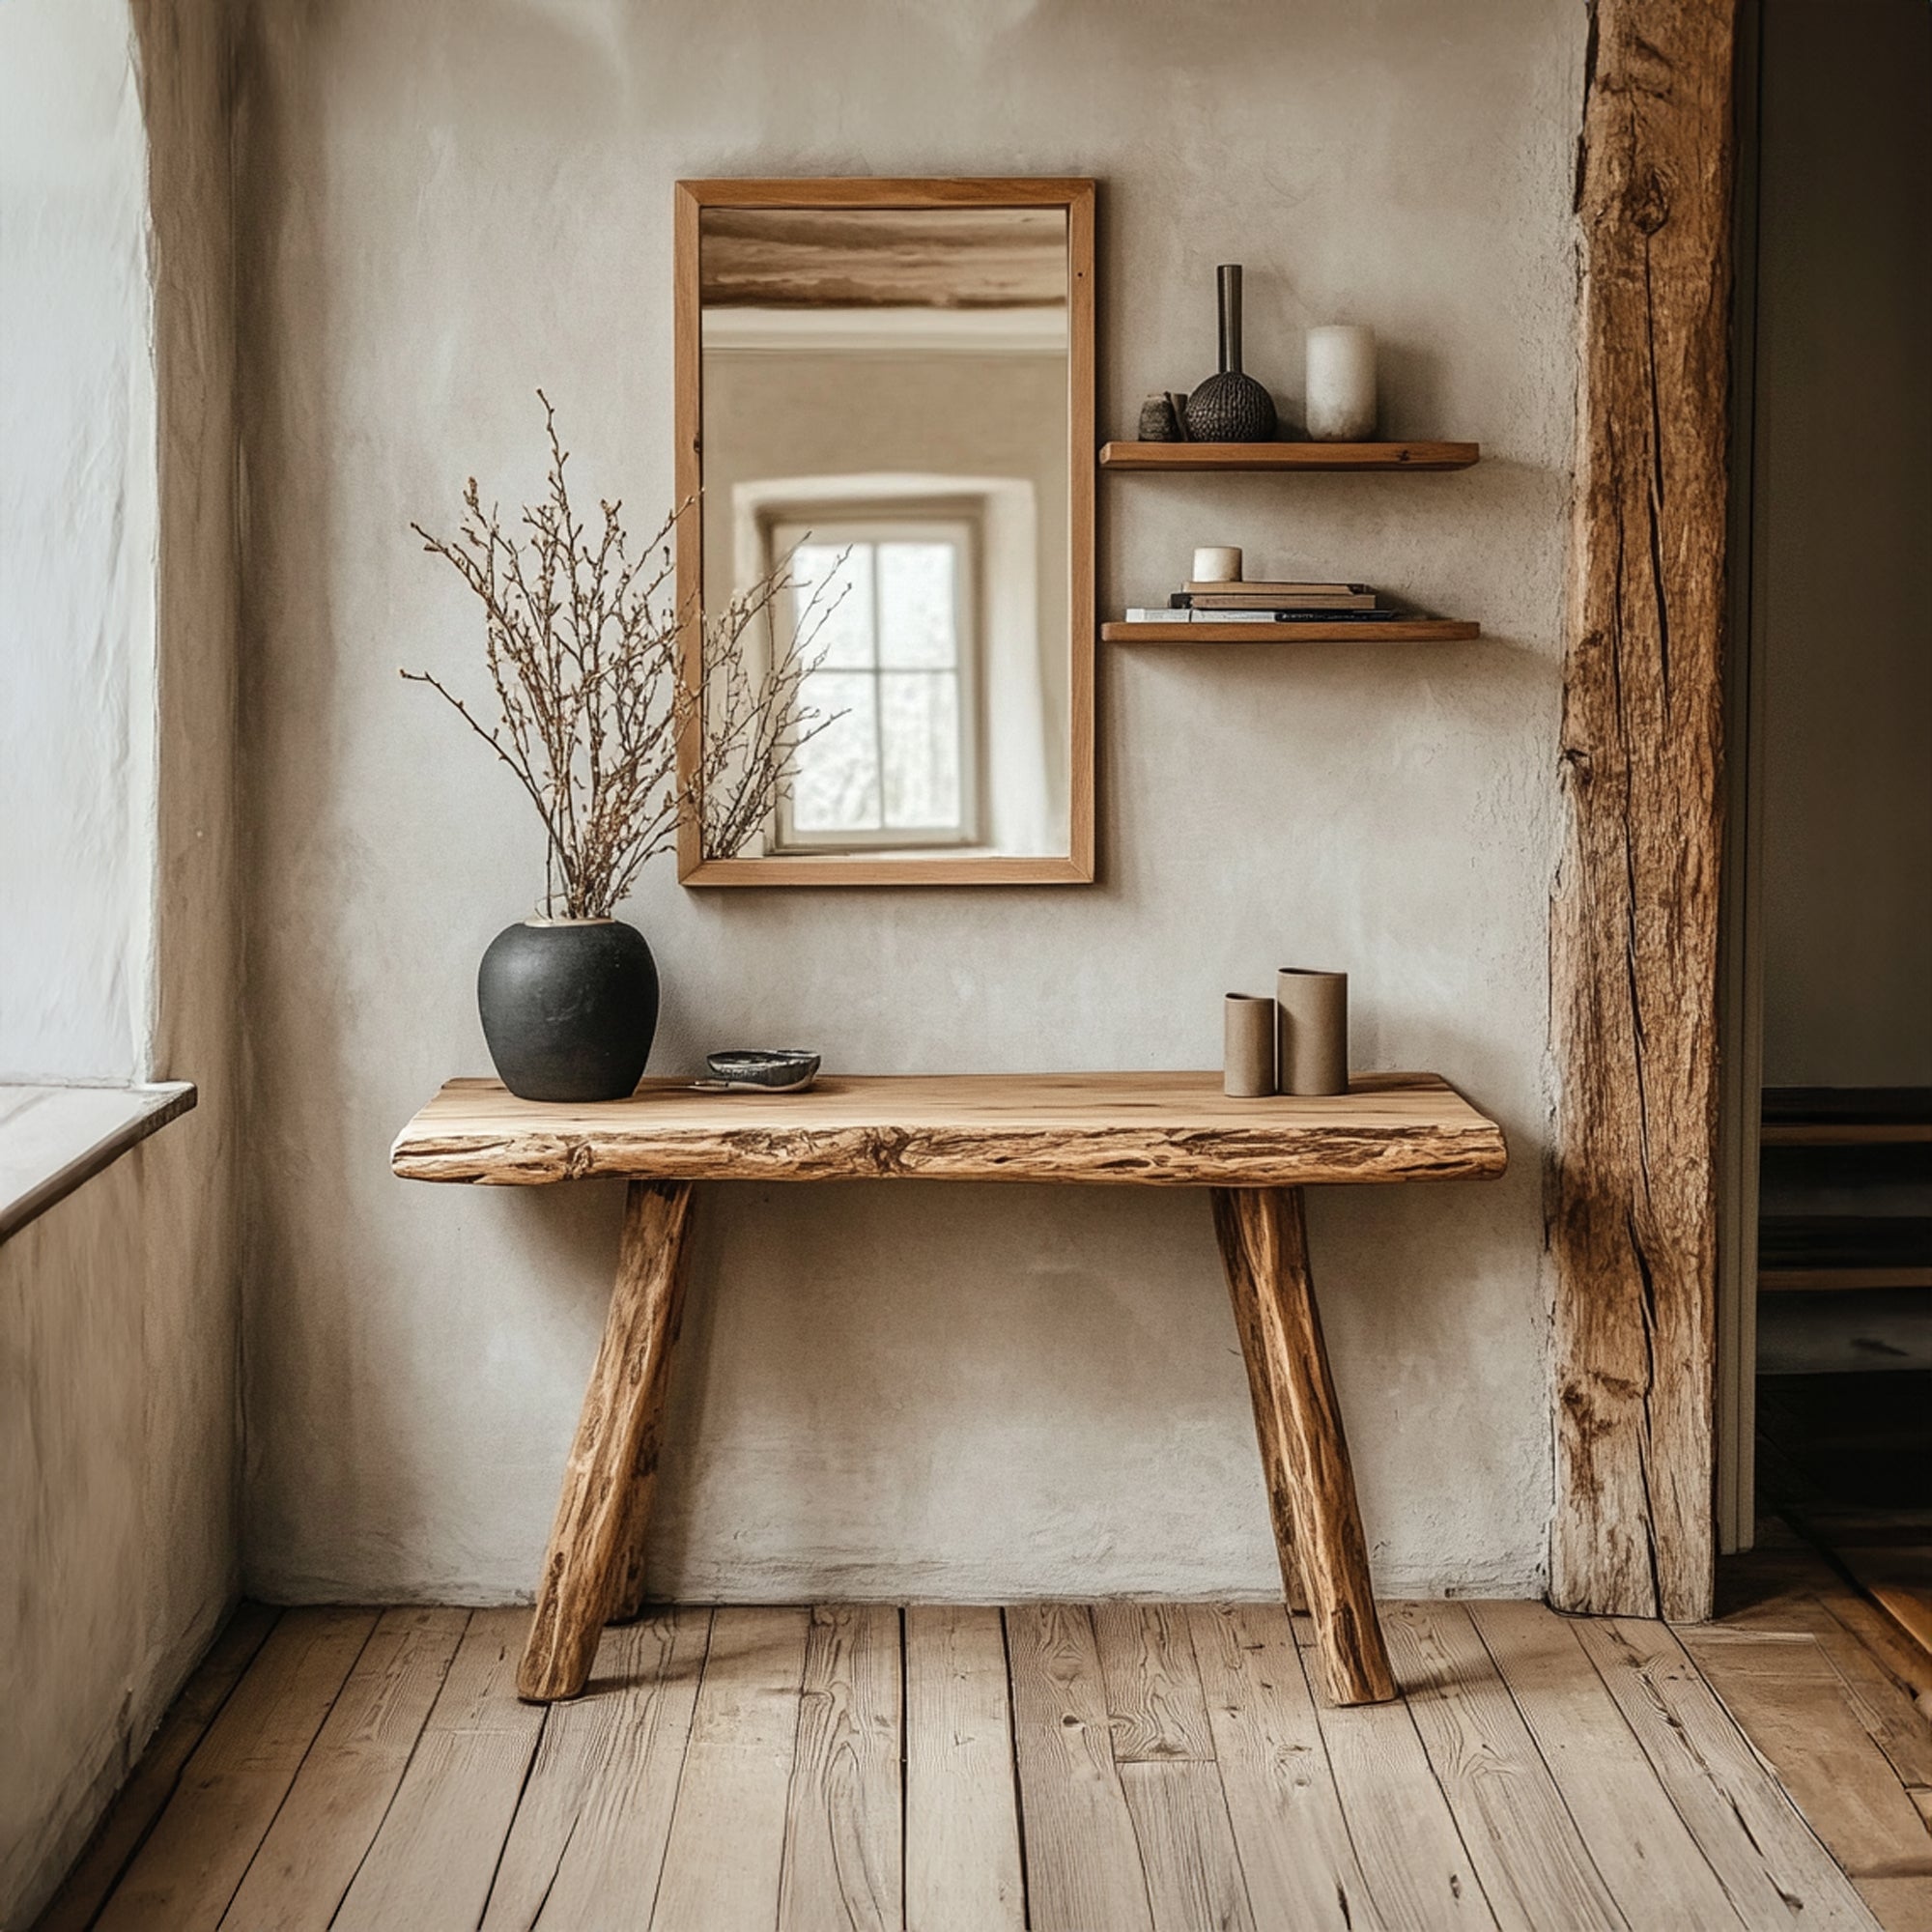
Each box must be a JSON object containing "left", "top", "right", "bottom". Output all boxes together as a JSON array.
[{"left": 774, "top": 517, "right": 979, "bottom": 850}]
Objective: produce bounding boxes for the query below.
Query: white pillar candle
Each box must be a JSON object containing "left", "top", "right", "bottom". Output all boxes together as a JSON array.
[
  {"left": 1304, "top": 326, "right": 1378, "bottom": 441},
  {"left": 1192, "top": 545, "right": 1242, "bottom": 582}
]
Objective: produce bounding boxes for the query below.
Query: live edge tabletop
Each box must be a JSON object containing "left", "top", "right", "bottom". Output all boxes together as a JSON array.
[
  {"left": 389, "top": 1069, "right": 1506, "bottom": 1188},
  {"left": 390, "top": 1070, "right": 1506, "bottom": 1711}
]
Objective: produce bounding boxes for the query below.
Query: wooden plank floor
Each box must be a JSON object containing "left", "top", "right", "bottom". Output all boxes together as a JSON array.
[{"left": 38, "top": 1595, "right": 1927, "bottom": 1932}]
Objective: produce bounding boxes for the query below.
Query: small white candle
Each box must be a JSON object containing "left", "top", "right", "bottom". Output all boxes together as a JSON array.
[
  {"left": 1305, "top": 325, "right": 1378, "bottom": 441},
  {"left": 1192, "top": 545, "right": 1242, "bottom": 582}
]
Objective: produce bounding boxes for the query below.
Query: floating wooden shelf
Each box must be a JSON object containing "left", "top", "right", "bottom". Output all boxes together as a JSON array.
[
  {"left": 1103, "top": 619, "right": 1481, "bottom": 644},
  {"left": 1759, "top": 1266, "right": 1932, "bottom": 1293},
  {"left": 1098, "top": 440, "right": 1481, "bottom": 472}
]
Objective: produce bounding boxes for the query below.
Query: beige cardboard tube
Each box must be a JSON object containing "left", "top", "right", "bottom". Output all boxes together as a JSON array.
[
  {"left": 1192, "top": 545, "right": 1242, "bottom": 582},
  {"left": 1276, "top": 968, "right": 1348, "bottom": 1096},
  {"left": 1224, "top": 994, "right": 1276, "bottom": 1097}
]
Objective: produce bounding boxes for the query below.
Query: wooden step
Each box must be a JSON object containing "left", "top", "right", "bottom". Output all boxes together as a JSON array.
[
  {"left": 1758, "top": 1216, "right": 1932, "bottom": 1292},
  {"left": 1762, "top": 1087, "right": 1932, "bottom": 1148}
]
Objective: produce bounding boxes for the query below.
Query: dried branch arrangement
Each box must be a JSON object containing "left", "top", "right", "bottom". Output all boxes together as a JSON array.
[{"left": 403, "top": 394, "right": 831, "bottom": 918}]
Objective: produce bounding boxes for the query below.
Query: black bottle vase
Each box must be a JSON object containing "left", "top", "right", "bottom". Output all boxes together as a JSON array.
[
  {"left": 1184, "top": 264, "right": 1278, "bottom": 442},
  {"left": 477, "top": 918, "right": 659, "bottom": 1102}
]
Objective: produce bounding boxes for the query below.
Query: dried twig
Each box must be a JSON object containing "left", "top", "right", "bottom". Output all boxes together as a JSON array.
[{"left": 402, "top": 393, "right": 834, "bottom": 917}]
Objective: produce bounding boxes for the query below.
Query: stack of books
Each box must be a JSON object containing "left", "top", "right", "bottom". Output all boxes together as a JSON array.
[{"left": 1122, "top": 580, "right": 1408, "bottom": 624}]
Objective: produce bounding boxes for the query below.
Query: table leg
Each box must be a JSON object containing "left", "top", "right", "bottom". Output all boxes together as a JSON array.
[
  {"left": 519, "top": 1178, "right": 696, "bottom": 1702},
  {"left": 1211, "top": 1186, "right": 1396, "bottom": 1706}
]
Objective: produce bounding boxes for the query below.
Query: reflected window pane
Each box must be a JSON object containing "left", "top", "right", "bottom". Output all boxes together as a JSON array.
[
  {"left": 881, "top": 672, "right": 960, "bottom": 828},
  {"left": 790, "top": 544, "right": 873, "bottom": 668},
  {"left": 790, "top": 670, "right": 880, "bottom": 832},
  {"left": 877, "top": 542, "right": 956, "bottom": 668}
]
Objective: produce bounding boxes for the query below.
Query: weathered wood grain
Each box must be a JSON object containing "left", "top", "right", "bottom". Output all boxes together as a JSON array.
[
  {"left": 1006, "top": 1603, "right": 1155, "bottom": 1932},
  {"left": 1382, "top": 1603, "right": 1626, "bottom": 1932},
  {"left": 1575, "top": 1617, "right": 1880, "bottom": 1929},
  {"left": 1548, "top": 0, "right": 1742, "bottom": 1621},
  {"left": 479, "top": 1610, "right": 709, "bottom": 1930},
  {"left": 697, "top": 206, "right": 1067, "bottom": 307},
  {"left": 1857, "top": 1877, "right": 1932, "bottom": 1930},
  {"left": 1209, "top": 1196, "right": 1306, "bottom": 1615},
  {"left": 391, "top": 1071, "right": 1508, "bottom": 1189},
  {"left": 218, "top": 1607, "right": 467, "bottom": 1930},
  {"left": 650, "top": 1606, "right": 812, "bottom": 1932},
  {"left": 1094, "top": 1605, "right": 1216, "bottom": 1761},
  {"left": 1677, "top": 1627, "right": 1932, "bottom": 1878},
  {"left": 1306, "top": 1645, "right": 1499, "bottom": 1930},
  {"left": 1119, "top": 1760, "right": 1257, "bottom": 1932},
  {"left": 330, "top": 1609, "right": 545, "bottom": 1932},
  {"left": 1466, "top": 1601, "right": 1746, "bottom": 1929},
  {"left": 1212, "top": 1188, "right": 1393, "bottom": 1705},
  {"left": 93, "top": 1608, "right": 376, "bottom": 1932},
  {"left": 1186, "top": 1605, "right": 1370, "bottom": 1932},
  {"left": 903, "top": 1605, "right": 1025, "bottom": 1932},
  {"left": 778, "top": 1605, "right": 902, "bottom": 1932},
  {"left": 519, "top": 1179, "right": 694, "bottom": 1702}
]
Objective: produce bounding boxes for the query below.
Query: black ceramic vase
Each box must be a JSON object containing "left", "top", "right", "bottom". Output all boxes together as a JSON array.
[
  {"left": 477, "top": 918, "right": 659, "bottom": 1102},
  {"left": 1184, "top": 264, "right": 1277, "bottom": 442}
]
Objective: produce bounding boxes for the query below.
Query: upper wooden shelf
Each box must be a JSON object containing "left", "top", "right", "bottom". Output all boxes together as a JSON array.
[
  {"left": 1098, "top": 440, "right": 1481, "bottom": 473},
  {"left": 391, "top": 1070, "right": 1507, "bottom": 1190}
]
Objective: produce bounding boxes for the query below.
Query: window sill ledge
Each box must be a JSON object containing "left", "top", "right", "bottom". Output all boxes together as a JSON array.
[{"left": 0, "top": 1082, "right": 197, "bottom": 1244}]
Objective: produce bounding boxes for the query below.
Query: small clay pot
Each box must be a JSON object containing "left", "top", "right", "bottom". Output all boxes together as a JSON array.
[{"left": 477, "top": 917, "right": 659, "bottom": 1101}]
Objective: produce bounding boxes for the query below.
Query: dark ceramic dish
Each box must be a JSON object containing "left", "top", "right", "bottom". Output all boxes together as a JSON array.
[{"left": 703, "top": 1049, "right": 821, "bottom": 1093}]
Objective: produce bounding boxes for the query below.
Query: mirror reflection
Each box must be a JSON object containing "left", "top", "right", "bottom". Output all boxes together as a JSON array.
[{"left": 696, "top": 204, "right": 1073, "bottom": 865}]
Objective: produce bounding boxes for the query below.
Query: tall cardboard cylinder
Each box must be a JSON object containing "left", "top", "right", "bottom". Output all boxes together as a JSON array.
[
  {"left": 1276, "top": 968, "right": 1349, "bottom": 1096},
  {"left": 1223, "top": 994, "right": 1276, "bottom": 1097}
]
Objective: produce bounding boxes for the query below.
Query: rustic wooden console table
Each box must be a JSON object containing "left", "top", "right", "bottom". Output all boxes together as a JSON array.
[{"left": 391, "top": 1070, "right": 1507, "bottom": 1707}]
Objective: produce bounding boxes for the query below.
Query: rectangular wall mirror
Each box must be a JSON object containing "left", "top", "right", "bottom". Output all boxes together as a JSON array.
[{"left": 674, "top": 178, "right": 1094, "bottom": 886}]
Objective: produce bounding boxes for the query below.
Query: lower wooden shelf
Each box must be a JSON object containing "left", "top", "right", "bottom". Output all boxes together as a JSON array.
[{"left": 1103, "top": 619, "right": 1481, "bottom": 644}]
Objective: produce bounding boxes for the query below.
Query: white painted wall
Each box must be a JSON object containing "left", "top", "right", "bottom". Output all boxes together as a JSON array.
[
  {"left": 0, "top": 0, "right": 156, "bottom": 1085},
  {"left": 1754, "top": 0, "right": 1932, "bottom": 1089},
  {"left": 237, "top": 0, "right": 1580, "bottom": 1605},
  {"left": 0, "top": 4, "right": 242, "bottom": 1922}
]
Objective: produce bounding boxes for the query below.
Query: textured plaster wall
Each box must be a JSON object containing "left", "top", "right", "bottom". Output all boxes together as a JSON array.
[
  {"left": 0, "top": 4, "right": 242, "bottom": 1923},
  {"left": 237, "top": 0, "right": 1581, "bottom": 1605},
  {"left": 0, "top": 0, "right": 156, "bottom": 1084},
  {"left": 1754, "top": 0, "right": 1932, "bottom": 1089}
]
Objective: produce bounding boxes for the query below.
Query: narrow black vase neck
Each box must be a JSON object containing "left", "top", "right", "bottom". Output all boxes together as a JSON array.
[{"left": 1217, "top": 263, "right": 1245, "bottom": 377}]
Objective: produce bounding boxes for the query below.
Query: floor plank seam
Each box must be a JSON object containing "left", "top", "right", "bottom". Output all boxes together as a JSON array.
[
  {"left": 321, "top": 1608, "right": 471, "bottom": 1932},
  {"left": 475, "top": 1694, "right": 554, "bottom": 1930},
  {"left": 995, "top": 1607, "right": 1035, "bottom": 1932},
  {"left": 1466, "top": 1604, "right": 1727, "bottom": 1931},
  {"left": 209, "top": 1610, "right": 388, "bottom": 1932},
  {"left": 1309, "top": 1628, "right": 1506, "bottom": 1932},
  {"left": 895, "top": 1604, "right": 909, "bottom": 1932},
  {"left": 640, "top": 1606, "right": 718, "bottom": 1932},
  {"left": 38, "top": 1604, "right": 285, "bottom": 1932}
]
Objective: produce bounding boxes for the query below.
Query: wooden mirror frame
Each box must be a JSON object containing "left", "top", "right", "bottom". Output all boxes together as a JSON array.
[{"left": 672, "top": 177, "right": 1096, "bottom": 888}]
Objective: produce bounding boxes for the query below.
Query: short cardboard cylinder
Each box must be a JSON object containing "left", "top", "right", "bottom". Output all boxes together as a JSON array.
[
  {"left": 1223, "top": 994, "right": 1276, "bottom": 1097},
  {"left": 1276, "top": 968, "right": 1348, "bottom": 1096},
  {"left": 1192, "top": 545, "right": 1242, "bottom": 582}
]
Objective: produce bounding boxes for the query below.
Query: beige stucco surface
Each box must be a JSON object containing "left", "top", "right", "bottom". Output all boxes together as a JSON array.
[
  {"left": 234, "top": 0, "right": 1581, "bottom": 1606},
  {"left": 0, "top": 3, "right": 242, "bottom": 1922}
]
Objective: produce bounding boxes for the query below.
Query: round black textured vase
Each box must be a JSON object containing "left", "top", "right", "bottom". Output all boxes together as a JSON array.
[
  {"left": 477, "top": 918, "right": 659, "bottom": 1101},
  {"left": 1184, "top": 263, "right": 1278, "bottom": 442}
]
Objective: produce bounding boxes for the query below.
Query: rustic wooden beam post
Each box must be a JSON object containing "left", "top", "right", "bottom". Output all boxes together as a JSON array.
[{"left": 1550, "top": 0, "right": 1741, "bottom": 1621}]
